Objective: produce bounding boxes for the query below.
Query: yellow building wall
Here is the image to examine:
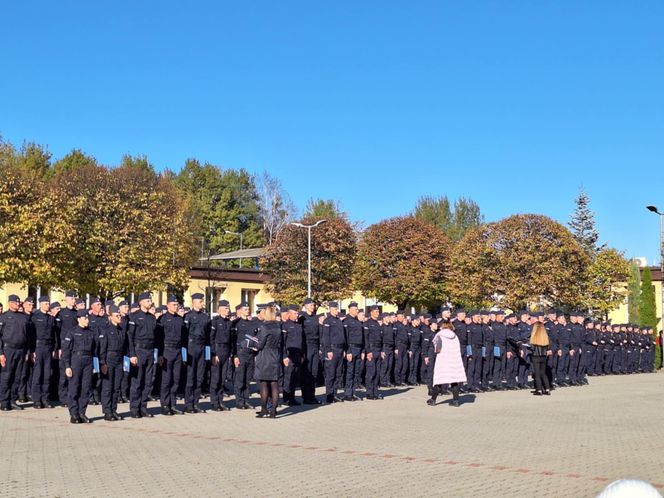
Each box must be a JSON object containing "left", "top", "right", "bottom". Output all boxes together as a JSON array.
[{"left": 608, "top": 281, "right": 662, "bottom": 326}]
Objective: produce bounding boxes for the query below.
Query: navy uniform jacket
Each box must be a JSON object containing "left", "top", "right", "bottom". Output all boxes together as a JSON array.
[
  {"left": 157, "top": 312, "right": 185, "bottom": 354},
  {"left": 492, "top": 322, "right": 507, "bottom": 351},
  {"left": 210, "top": 315, "right": 233, "bottom": 356},
  {"left": 233, "top": 317, "right": 259, "bottom": 356},
  {"left": 570, "top": 324, "right": 584, "bottom": 350},
  {"left": 454, "top": 321, "right": 468, "bottom": 349},
  {"left": 59, "top": 307, "right": 78, "bottom": 334},
  {"left": 62, "top": 325, "right": 97, "bottom": 369},
  {"left": 421, "top": 326, "right": 434, "bottom": 357},
  {"left": 482, "top": 323, "right": 494, "bottom": 353},
  {"left": 321, "top": 315, "right": 346, "bottom": 352},
  {"left": 583, "top": 328, "right": 597, "bottom": 351},
  {"left": 394, "top": 322, "right": 409, "bottom": 348},
  {"left": 408, "top": 326, "right": 422, "bottom": 350},
  {"left": 31, "top": 309, "right": 55, "bottom": 352},
  {"left": 382, "top": 323, "right": 395, "bottom": 349},
  {"left": 363, "top": 319, "right": 382, "bottom": 351},
  {"left": 0, "top": 310, "right": 29, "bottom": 354},
  {"left": 557, "top": 324, "right": 572, "bottom": 350},
  {"left": 544, "top": 321, "right": 558, "bottom": 353},
  {"left": 127, "top": 310, "right": 157, "bottom": 357},
  {"left": 300, "top": 312, "right": 319, "bottom": 345},
  {"left": 183, "top": 309, "right": 210, "bottom": 346},
  {"left": 282, "top": 318, "right": 304, "bottom": 351},
  {"left": 88, "top": 312, "right": 105, "bottom": 336},
  {"left": 98, "top": 321, "right": 126, "bottom": 366},
  {"left": 344, "top": 315, "right": 364, "bottom": 351},
  {"left": 468, "top": 323, "right": 483, "bottom": 347},
  {"left": 506, "top": 324, "right": 519, "bottom": 354}
]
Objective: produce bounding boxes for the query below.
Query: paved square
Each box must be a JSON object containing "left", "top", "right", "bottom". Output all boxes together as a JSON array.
[{"left": 0, "top": 373, "right": 662, "bottom": 497}]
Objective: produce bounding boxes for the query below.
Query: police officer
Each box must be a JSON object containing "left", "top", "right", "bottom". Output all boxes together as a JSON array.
[
  {"left": 505, "top": 313, "right": 519, "bottom": 390},
  {"left": 407, "top": 316, "right": 422, "bottom": 385},
  {"left": 210, "top": 299, "right": 233, "bottom": 411},
  {"left": 516, "top": 311, "right": 532, "bottom": 389},
  {"left": 321, "top": 302, "right": 345, "bottom": 403},
  {"left": 480, "top": 311, "right": 494, "bottom": 391},
  {"left": 233, "top": 302, "right": 257, "bottom": 410},
  {"left": 282, "top": 304, "right": 304, "bottom": 406},
  {"left": 183, "top": 293, "right": 210, "bottom": 413},
  {"left": 157, "top": 295, "right": 185, "bottom": 415},
  {"left": 491, "top": 310, "right": 507, "bottom": 390},
  {"left": 98, "top": 305, "right": 126, "bottom": 421},
  {"left": 16, "top": 296, "right": 35, "bottom": 403},
  {"left": 62, "top": 310, "right": 97, "bottom": 423},
  {"left": 380, "top": 313, "right": 396, "bottom": 387},
  {"left": 364, "top": 306, "right": 384, "bottom": 400},
  {"left": 299, "top": 298, "right": 321, "bottom": 404},
  {"left": 87, "top": 297, "right": 104, "bottom": 405},
  {"left": 48, "top": 301, "right": 62, "bottom": 403},
  {"left": 127, "top": 292, "right": 157, "bottom": 418},
  {"left": 0, "top": 295, "right": 29, "bottom": 411},
  {"left": 30, "top": 295, "right": 55, "bottom": 408},
  {"left": 58, "top": 291, "right": 79, "bottom": 405},
  {"left": 393, "top": 310, "right": 409, "bottom": 386},
  {"left": 568, "top": 312, "right": 584, "bottom": 385},
  {"left": 342, "top": 302, "right": 364, "bottom": 402},
  {"left": 556, "top": 314, "right": 572, "bottom": 386}
]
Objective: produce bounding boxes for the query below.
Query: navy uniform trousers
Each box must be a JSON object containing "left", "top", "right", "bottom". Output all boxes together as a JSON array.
[
  {"left": 210, "top": 345, "right": 231, "bottom": 407},
  {"left": 185, "top": 343, "right": 206, "bottom": 408},
  {"left": 68, "top": 353, "right": 93, "bottom": 418},
  {"left": 31, "top": 345, "right": 53, "bottom": 405},
  {"left": 160, "top": 346, "right": 182, "bottom": 408},
  {"left": 130, "top": 347, "right": 155, "bottom": 413},
  {"left": 101, "top": 352, "right": 123, "bottom": 415},
  {"left": 0, "top": 347, "right": 25, "bottom": 407}
]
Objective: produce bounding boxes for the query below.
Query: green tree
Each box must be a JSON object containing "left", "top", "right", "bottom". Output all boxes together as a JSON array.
[
  {"left": 639, "top": 267, "right": 658, "bottom": 328},
  {"left": 569, "top": 188, "right": 601, "bottom": 256},
  {"left": 413, "top": 195, "right": 482, "bottom": 242},
  {"left": 262, "top": 216, "right": 356, "bottom": 305},
  {"left": 354, "top": 216, "right": 451, "bottom": 310},
  {"left": 627, "top": 260, "right": 642, "bottom": 324},
  {"left": 448, "top": 214, "right": 590, "bottom": 310},
  {"left": 304, "top": 198, "right": 346, "bottom": 220},
  {"left": 174, "top": 159, "right": 265, "bottom": 261},
  {"left": 583, "top": 248, "right": 629, "bottom": 319},
  {"left": 51, "top": 149, "right": 98, "bottom": 177}
]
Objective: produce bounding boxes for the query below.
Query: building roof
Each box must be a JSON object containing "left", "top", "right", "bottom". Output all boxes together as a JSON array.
[{"left": 199, "top": 247, "right": 265, "bottom": 261}]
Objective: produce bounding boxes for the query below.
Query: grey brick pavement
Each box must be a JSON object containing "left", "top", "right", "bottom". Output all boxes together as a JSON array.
[{"left": 0, "top": 373, "right": 662, "bottom": 497}]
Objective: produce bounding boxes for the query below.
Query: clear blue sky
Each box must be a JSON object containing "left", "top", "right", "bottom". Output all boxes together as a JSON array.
[{"left": 2, "top": 1, "right": 663, "bottom": 262}]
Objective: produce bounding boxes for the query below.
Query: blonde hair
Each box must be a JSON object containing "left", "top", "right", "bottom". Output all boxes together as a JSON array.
[
  {"left": 263, "top": 305, "right": 277, "bottom": 322},
  {"left": 530, "top": 322, "right": 549, "bottom": 346}
]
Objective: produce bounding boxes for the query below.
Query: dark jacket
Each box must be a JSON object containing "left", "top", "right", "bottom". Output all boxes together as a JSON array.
[{"left": 254, "top": 321, "right": 283, "bottom": 381}]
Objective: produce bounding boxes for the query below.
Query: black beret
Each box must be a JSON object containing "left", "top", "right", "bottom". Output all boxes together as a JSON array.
[
  {"left": 137, "top": 292, "right": 152, "bottom": 301},
  {"left": 50, "top": 301, "right": 61, "bottom": 309},
  {"left": 218, "top": 299, "right": 230, "bottom": 307},
  {"left": 76, "top": 310, "right": 89, "bottom": 318},
  {"left": 65, "top": 290, "right": 77, "bottom": 298},
  {"left": 191, "top": 293, "right": 204, "bottom": 300},
  {"left": 38, "top": 295, "right": 50, "bottom": 303}
]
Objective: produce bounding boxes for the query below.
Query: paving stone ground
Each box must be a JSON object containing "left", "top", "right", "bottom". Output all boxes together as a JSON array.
[{"left": 0, "top": 372, "right": 662, "bottom": 497}]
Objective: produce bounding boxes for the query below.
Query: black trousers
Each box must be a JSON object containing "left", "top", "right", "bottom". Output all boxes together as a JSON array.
[
  {"left": 301, "top": 343, "right": 319, "bottom": 401},
  {"left": 234, "top": 352, "right": 254, "bottom": 405},
  {"left": 130, "top": 348, "right": 154, "bottom": 413},
  {"left": 532, "top": 355, "right": 550, "bottom": 392},
  {"left": 283, "top": 348, "right": 302, "bottom": 400},
  {"left": 185, "top": 344, "right": 206, "bottom": 408},
  {"left": 101, "top": 355, "right": 122, "bottom": 415},
  {"left": 68, "top": 354, "right": 92, "bottom": 417},
  {"left": 0, "top": 347, "right": 24, "bottom": 406},
  {"left": 210, "top": 345, "right": 231, "bottom": 406},
  {"left": 31, "top": 346, "right": 53, "bottom": 404},
  {"left": 324, "top": 347, "right": 344, "bottom": 395},
  {"left": 160, "top": 347, "right": 182, "bottom": 408}
]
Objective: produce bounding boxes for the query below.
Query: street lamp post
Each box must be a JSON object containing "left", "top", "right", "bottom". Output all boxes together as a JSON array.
[
  {"left": 291, "top": 220, "right": 327, "bottom": 298},
  {"left": 646, "top": 206, "right": 664, "bottom": 336},
  {"left": 225, "top": 230, "right": 244, "bottom": 267}
]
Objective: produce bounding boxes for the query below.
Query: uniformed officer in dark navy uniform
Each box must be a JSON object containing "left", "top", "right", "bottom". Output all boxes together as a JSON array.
[
  {"left": 210, "top": 299, "right": 233, "bottom": 411},
  {"left": 380, "top": 313, "right": 396, "bottom": 387},
  {"left": 407, "top": 316, "right": 422, "bottom": 385},
  {"left": 299, "top": 298, "right": 321, "bottom": 404},
  {"left": 30, "top": 295, "right": 55, "bottom": 408},
  {"left": 157, "top": 295, "right": 186, "bottom": 415},
  {"left": 15, "top": 296, "right": 35, "bottom": 404},
  {"left": 98, "top": 305, "right": 126, "bottom": 421},
  {"left": 87, "top": 297, "right": 104, "bottom": 406},
  {"left": 321, "top": 301, "right": 346, "bottom": 403},
  {"left": 393, "top": 311, "right": 409, "bottom": 386},
  {"left": 183, "top": 293, "right": 210, "bottom": 413},
  {"left": 342, "top": 302, "right": 364, "bottom": 401},
  {"left": 233, "top": 301, "right": 257, "bottom": 410},
  {"left": 491, "top": 310, "right": 507, "bottom": 390},
  {"left": 282, "top": 304, "right": 304, "bottom": 406},
  {"left": 57, "top": 290, "right": 79, "bottom": 405},
  {"left": 0, "top": 295, "right": 29, "bottom": 411},
  {"left": 364, "top": 305, "right": 384, "bottom": 400},
  {"left": 62, "top": 310, "right": 97, "bottom": 423},
  {"left": 127, "top": 292, "right": 157, "bottom": 418}
]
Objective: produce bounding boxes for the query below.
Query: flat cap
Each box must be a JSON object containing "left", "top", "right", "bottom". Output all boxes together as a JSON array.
[
  {"left": 65, "top": 290, "right": 77, "bottom": 298},
  {"left": 108, "top": 305, "right": 120, "bottom": 314},
  {"left": 348, "top": 301, "right": 359, "bottom": 309},
  {"left": 191, "top": 293, "right": 204, "bottom": 300},
  {"left": 303, "top": 298, "right": 314, "bottom": 305},
  {"left": 118, "top": 300, "right": 129, "bottom": 307},
  {"left": 24, "top": 296, "right": 35, "bottom": 304},
  {"left": 76, "top": 310, "right": 89, "bottom": 318},
  {"left": 50, "top": 301, "right": 61, "bottom": 309},
  {"left": 167, "top": 295, "right": 179, "bottom": 304},
  {"left": 8, "top": 294, "right": 21, "bottom": 303},
  {"left": 38, "top": 296, "right": 50, "bottom": 303},
  {"left": 218, "top": 299, "right": 230, "bottom": 307},
  {"left": 328, "top": 301, "right": 339, "bottom": 308},
  {"left": 105, "top": 299, "right": 115, "bottom": 306},
  {"left": 137, "top": 292, "right": 152, "bottom": 301},
  {"left": 90, "top": 297, "right": 101, "bottom": 305},
  {"left": 288, "top": 304, "right": 299, "bottom": 311}
]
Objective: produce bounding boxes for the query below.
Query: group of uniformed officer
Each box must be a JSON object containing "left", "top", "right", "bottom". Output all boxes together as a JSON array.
[{"left": 0, "top": 291, "right": 658, "bottom": 423}]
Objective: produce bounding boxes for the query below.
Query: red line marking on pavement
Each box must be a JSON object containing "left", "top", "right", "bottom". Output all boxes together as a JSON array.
[
  {"left": 383, "top": 454, "right": 398, "bottom": 458},
  {"left": 304, "top": 446, "right": 320, "bottom": 450},
  {"left": 422, "top": 459, "right": 437, "bottom": 463},
  {"left": 361, "top": 452, "right": 377, "bottom": 456},
  {"left": 341, "top": 450, "right": 356, "bottom": 454},
  {"left": 592, "top": 477, "right": 609, "bottom": 482},
  {"left": 565, "top": 474, "right": 582, "bottom": 479},
  {"left": 324, "top": 448, "right": 337, "bottom": 452},
  {"left": 491, "top": 466, "right": 508, "bottom": 471},
  {"left": 539, "top": 471, "right": 556, "bottom": 476},
  {"left": 652, "top": 484, "right": 664, "bottom": 489},
  {"left": 513, "top": 469, "right": 530, "bottom": 473},
  {"left": 444, "top": 460, "right": 460, "bottom": 465},
  {"left": 466, "top": 463, "right": 482, "bottom": 468},
  {"left": 401, "top": 456, "right": 417, "bottom": 461}
]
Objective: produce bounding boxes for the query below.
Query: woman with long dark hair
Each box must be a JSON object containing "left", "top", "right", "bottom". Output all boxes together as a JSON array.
[{"left": 254, "top": 305, "right": 288, "bottom": 418}]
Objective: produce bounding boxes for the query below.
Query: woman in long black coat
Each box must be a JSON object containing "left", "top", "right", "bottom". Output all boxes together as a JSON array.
[{"left": 254, "top": 305, "right": 289, "bottom": 418}]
